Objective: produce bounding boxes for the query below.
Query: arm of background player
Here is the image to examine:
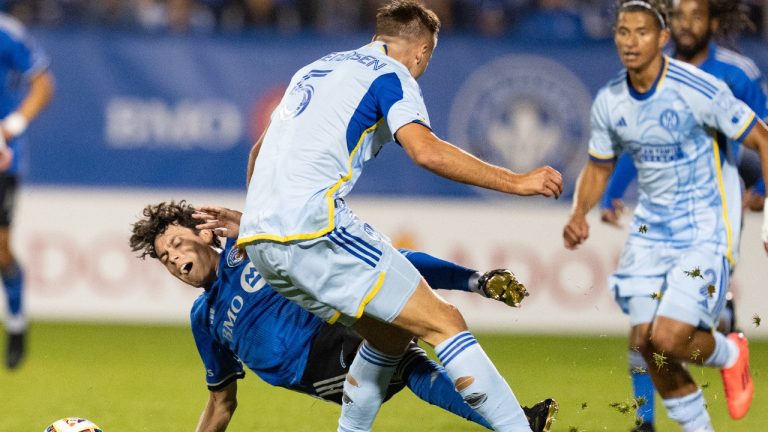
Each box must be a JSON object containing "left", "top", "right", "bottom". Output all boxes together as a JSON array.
[
  {"left": 563, "top": 160, "right": 615, "bottom": 250},
  {"left": 739, "top": 119, "right": 768, "bottom": 253},
  {"left": 395, "top": 122, "right": 563, "bottom": 198},
  {"left": 4, "top": 70, "right": 54, "bottom": 141},
  {"left": 195, "top": 381, "right": 238, "bottom": 432},
  {"left": 245, "top": 119, "right": 269, "bottom": 186},
  {"left": 600, "top": 152, "right": 636, "bottom": 226}
]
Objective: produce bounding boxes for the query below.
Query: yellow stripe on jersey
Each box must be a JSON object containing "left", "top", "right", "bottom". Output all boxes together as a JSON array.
[
  {"left": 237, "top": 119, "right": 385, "bottom": 246},
  {"left": 588, "top": 150, "right": 615, "bottom": 160},
  {"left": 733, "top": 112, "right": 756, "bottom": 141},
  {"left": 711, "top": 133, "right": 735, "bottom": 266},
  {"left": 327, "top": 310, "right": 342, "bottom": 325},
  {"left": 354, "top": 272, "right": 387, "bottom": 319}
]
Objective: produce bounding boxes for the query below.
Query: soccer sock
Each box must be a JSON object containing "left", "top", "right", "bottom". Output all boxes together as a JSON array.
[
  {"left": 435, "top": 331, "right": 530, "bottom": 432},
  {"left": 2, "top": 263, "right": 25, "bottom": 333},
  {"left": 628, "top": 350, "right": 655, "bottom": 424},
  {"left": 398, "top": 345, "right": 492, "bottom": 429},
  {"left": 399, "top": 249, "right": 477, "bottom": 293},
  {"left": 703, "top": 331, "right": 739, "bottom": 369},
  {"left": 338, "top": 342, "right": 402, "bottom": 432},
  {"left": 662, "top": 389, "right": 714, "bottom": 432}
]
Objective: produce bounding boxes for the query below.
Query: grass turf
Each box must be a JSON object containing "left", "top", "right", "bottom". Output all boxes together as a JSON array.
[{"left": 1, "top": 322, "right": 765, "bottom": 431}]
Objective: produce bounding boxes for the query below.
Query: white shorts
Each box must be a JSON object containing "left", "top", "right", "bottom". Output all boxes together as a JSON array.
[
  {"left": 244, "top": 203, "right": 421, "bottom": 326},
  {"left": 611, "top": 244, "right": 731, "bottom": 329}
]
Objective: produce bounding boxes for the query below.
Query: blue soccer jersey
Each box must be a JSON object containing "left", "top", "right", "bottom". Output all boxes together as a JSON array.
[
  {"left": 0, "top": 13, "right": 49, "bottom": 175},
  {"left": 590, "top": 57, "right": 758, "bottom": 263},
  {"left": 190, "top": 238, "right": 323, "bottom": 390}
]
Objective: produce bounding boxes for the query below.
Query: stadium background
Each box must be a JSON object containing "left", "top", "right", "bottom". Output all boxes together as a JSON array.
[{"left": 2, "top": 0, "right": 768, "bottom": 430}]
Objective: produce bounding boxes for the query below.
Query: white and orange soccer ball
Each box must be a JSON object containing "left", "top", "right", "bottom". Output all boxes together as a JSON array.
[{"left": 44, "top": 417, "right": 102, "bottom": 432}]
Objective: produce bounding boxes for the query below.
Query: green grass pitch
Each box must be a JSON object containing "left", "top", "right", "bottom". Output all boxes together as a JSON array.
[{"left": 1, "top": 322, "right": 765, "bottom": 431}]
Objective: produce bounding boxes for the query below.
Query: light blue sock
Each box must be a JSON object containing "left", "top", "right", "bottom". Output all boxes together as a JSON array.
[
  {"left": 662, "top": 389, "right": 713, "bottom": 432},
  {"left": 398, "top": 346, "right": 492, "bottom": 429},
  {"left": 703, "top": 332, "right": 738, "bottom": 368},
  {"left": 629, "top": 350, "right": 655, "bottom": 424},
  {"left": 435, "top": 331, "right": 530, "bottom": 432},
  {"left": 338, "top": 342, "right": 401, "bottom": 432}
]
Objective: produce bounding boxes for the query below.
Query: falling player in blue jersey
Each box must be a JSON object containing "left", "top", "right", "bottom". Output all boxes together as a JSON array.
[
  {"left": 238, "top": 2, "right": 562, "bottom": 431},
  {"left": 129, "top": 201, "right": 557, "bottom": 432},
  {"left": 563, "top": 0, "right": 768, "bottom": 430},
  {"left": 0, "top": 12, "right": 55, "bottom": 370},
  {"left": 595, "top": 1, "right": 768, "bottom": 430}
]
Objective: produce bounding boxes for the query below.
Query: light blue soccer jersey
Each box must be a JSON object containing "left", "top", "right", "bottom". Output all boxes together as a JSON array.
[
  {"left": 190, "top": 238, "right": 323, "bottom": 390},
  {"left": 0, "top": 13, "right": 49, "bottom": 175},
  {"left": 238, "top": 41, "right": 430, "bottom": 245},
  {"left": 590, "top": 57, "right": 758, "bottom": 263}
]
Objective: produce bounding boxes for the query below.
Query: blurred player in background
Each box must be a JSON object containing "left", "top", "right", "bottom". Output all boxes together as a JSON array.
[
  {"left": 129, "top": 201, "right": 556, "bottom": 432},
  {"left": 237, "top": 1, "right": 562, "bottom": 431},
  {"left": 564, "top": 0, "right": 768, "bottom": 430},
  {"left": 0, "top": 12, "right": 54, "bottom": 370},
  {"left": 596, "top": 1, "right": 768, "bottom": 429}
]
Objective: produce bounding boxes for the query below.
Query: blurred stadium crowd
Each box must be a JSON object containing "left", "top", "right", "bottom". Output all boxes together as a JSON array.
[{"left": 2, "top": 0, "right": 765, "bottom": 39}]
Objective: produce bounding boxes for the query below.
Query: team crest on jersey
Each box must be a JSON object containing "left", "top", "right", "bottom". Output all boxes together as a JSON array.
[
  {"left": 226, "top": 246, "right": 245, "bottom": 267},
  {"left": 240, "top": 262, "right": 267, "bottom": 293},
  {"left": 447, "top": 55, "right": 591, "bottom": 198},
  {"left": 659, "top": 109, "right": 679, "bottom": 131}
]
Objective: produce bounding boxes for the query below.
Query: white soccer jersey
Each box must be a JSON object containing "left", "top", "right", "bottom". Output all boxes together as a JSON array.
[
  {"left": 238, "top": 41, "right": 430, "bottom": 245},
  {"left": 589, "top": 57, "right": 759, "bottom": 263}
]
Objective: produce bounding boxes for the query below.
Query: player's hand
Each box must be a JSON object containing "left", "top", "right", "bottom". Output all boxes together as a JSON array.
[
  {"left": 743, "top": 188, "right": 765, "bottom": 212},
  {"left": 513, "top": 166, "right": 563, "bottom": 199},
  {"left": 193, "top": 206, "right": 242, "bottom": 238},
  {"left": 0, "top": 147, "right": 14, "bottom": 172},
  {"left": 563, "top": 214, "right": 589, "bottom": 250},
  {"left": 600, "top": 199, "right": 624, "bottom": 227}
]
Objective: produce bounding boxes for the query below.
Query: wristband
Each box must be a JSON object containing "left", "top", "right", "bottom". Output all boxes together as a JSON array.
[{"left": 3, "top": 112, "right": 27, "bottom": 137}]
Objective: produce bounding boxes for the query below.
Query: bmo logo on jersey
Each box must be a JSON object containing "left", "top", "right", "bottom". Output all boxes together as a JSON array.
[
  {"left": 240, "top": 262, "right": 267, "bottom": 293},
  {"left": 448, "top": 55, "right": 592, "bottom": 198}
]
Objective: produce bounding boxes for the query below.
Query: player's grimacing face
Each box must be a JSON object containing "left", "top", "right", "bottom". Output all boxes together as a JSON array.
[
  {"left": 614, "top": 11, "right": 668, "bottom": 72},
  {"left": 670, "top": 0, "right": 712, "bottom": 58},
  {"left": 154, "top": 224, "right": 218, "bottom": 288}
]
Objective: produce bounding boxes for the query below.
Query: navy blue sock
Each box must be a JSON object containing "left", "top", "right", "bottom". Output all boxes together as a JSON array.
[
  {"left": 399, "top": 249, "right": 476, "bottom": 292},
  {"left": 398, "top": 346, "right": 491, "bottom": 429},
  {"left": 3, "top": 263, "right": 23, "bottom": 316}
]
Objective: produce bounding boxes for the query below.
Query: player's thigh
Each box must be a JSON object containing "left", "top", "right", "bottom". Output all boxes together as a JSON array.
[
  {"left": 614, "top": 292, "right": 661, "bottom": 327},
  {"left": 656, "top": 249, "right": 730, "bottom": 330},
  {"left": 391, "top": 279, "right": 467, "bottom": 347},
  {"left": 353, "top": 315, "right": 413, "bottom": 355}
]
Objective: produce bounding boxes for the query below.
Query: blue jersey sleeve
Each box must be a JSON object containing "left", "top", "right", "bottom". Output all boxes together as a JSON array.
[
  {"left": 0, "top": 16, "right": 49, "bottom": 79},
  {"left": 754, "top": 177, "right": 765, "bottom": 196},
  {"left": 190, "top": 298, "right": 245, "bottom": 391},
  {"left": 600, "top": 152, "right": 637, "bottom": 208}
]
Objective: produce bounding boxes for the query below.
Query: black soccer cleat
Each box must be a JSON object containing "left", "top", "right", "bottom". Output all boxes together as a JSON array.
[
  {"left": 630, "top": 421, "right": 656, "bottom": 432},
  {"left": 6, "top": 331, "right": 25, "bottom": 370},
  {"left": 523, "top": 398, "right": 557, "bottom": 432},
  {"left": 478, "top": 269, "right": 529, "bottom": 307}
]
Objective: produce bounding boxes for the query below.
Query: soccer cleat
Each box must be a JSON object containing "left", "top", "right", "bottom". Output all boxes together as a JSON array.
[
  {"left": 522, "top": 398, "right": 557, "bottom": 432},
  {"left": 5, "top": 331, "right": 25, "bottom": 369},
  {"left": 630, "top": 421, "right": 656, "bottom": 432},
  {"left": 720, "top": 332, "right": 753, "bottom": 419},
  {"left": 478, "top": 269, "right": 529, "bottom": 307}
]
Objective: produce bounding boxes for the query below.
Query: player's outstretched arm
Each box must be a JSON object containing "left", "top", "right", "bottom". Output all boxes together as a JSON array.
[
  {"left": 740, "top": 119, "right": 768, "bottom": 253},
  {"left": 195, "top": 381, "right": 238, "bottom": 432},
  {"left": 395, "top": 122, "right": 563, "bottom": 198},
  {"left": 193, "top": 206, "right": 243, "bottom": 238},
  {"left": 564, "top": 160, "right": 614, "bottom": 250}
]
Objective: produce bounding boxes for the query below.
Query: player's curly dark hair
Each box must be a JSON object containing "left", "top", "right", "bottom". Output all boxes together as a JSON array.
[
  {"left": 709, "top": 0, "right": 754, "bottom": 48},
  {"left": 375, "top": 0, "right": 441, "bottom": 41},
  {"left": 614, "top": 0, "right": 670, "bottom": 30},
  {"left": 129, "top": 200, "right": 221, "bottom": 260}
]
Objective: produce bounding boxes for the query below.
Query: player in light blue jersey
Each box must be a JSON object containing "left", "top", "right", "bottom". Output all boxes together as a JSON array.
[
  {"left": 595, "top": 1, "right": 767, "bottom": 429},
  {"left": 0, "top": 13, "right": 54, "bottom": 370},
  {"left": 563, "top": 0, "right": 768, "bottom": 430},
  {"left": 129, "top": 201, "right": 557, "bottom": 432},
  {"left": 238, "top": 2, "right": 562, "bottom": 431}
]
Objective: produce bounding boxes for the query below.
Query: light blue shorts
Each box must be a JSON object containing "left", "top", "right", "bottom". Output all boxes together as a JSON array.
[
  {"left": 245, "top": 203, "right": 421, "bottom": 326},
  {"left": 611, "top": 244, "right": 731, "bottom": 329}
]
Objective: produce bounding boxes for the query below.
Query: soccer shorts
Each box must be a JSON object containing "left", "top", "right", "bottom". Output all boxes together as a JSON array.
[
  {"left": 611, "top": 244, "right": 730, "bottom": 329},
  {"left": 297, "top": 323, "right": 420, "bottom": 404},
  {"left": 245, "top": 202, "right": 421, "bottom": 326},
  {"left": 0, "top": 175, "right": 17, "bottom": 228}
]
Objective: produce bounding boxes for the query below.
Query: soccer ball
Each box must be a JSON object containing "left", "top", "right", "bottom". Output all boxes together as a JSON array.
[{"left": 44, "top": 417, "right": 102, "bottom": 432}]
